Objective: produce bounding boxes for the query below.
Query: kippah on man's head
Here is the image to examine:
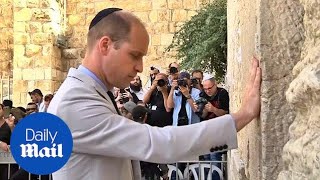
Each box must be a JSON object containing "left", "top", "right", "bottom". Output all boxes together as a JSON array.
[{"left": 89, "top": 8, "right": 123, "bottom": 30}]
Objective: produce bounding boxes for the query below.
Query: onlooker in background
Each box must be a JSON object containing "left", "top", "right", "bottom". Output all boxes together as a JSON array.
[
  {"left": 191, "top": 70, "right": 204, "bottom": 91},
  {"left": 122, "top": 101, "right": 137, "bottom": 119},
  {"left": 26, "top": 102, "right": 38, "bottom": 115},
  {"left": 129, "top": 75, "right": 145, "bottom": 103},
  {"left": 143, "top": 73, "right": 173, "bottom": 127},
  {"left": 167, "top": 72, "right": 201, "bottom": 126},
  {"left": 145, "top": 66, "right": 160, "bottom": 90},
  {"left": 28, "top": 89, "right": 45, "bottom": 112},
  {"left": 195, "top": 75, "right": 230, "bottom": 179},
  {"left": 44, "top": 94, "right": 54, "bottom": 112},
  {"left": 0, "top": 103, "right": 19, "bottom": 180},
  {"left": 2, "top": 100, "right": 25, "bottom": 123},
  {"left": 167, "top": 62, "right": 179, "bottom": 85}
]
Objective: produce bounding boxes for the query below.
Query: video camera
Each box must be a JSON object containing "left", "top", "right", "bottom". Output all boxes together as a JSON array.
[{"left": 195, "top": 97, "right": 208, "bottom": 116}]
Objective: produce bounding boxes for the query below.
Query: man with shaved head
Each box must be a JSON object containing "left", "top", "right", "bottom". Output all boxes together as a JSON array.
[{"left": 48, "top": 8, "right": 262, "bottom": 180}]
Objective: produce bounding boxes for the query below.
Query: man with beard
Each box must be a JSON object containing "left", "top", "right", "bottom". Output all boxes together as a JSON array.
[{"left": 129, "top": 75, "right": 145, "bottom": 103}]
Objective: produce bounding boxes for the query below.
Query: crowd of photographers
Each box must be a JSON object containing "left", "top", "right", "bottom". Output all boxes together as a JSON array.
[
  {"left": 0, "top": 89, "right": 53, "bottom": 180},
  {"left": 113, "top": 62, "right": 230, "bottom": 180}
]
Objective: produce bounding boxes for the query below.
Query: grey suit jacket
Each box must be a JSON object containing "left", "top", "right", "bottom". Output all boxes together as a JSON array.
[{"left": 48, "top": 68, "right": 238, "bottom": 180}]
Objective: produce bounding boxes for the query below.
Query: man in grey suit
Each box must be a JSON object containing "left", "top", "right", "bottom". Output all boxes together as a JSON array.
[{"left": 48, "top": 8, "right": 262, "bottom": 180}]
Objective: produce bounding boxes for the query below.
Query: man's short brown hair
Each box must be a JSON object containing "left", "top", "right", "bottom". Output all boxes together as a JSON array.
[{"left": 87, "top": 11, "right": 143, "bottom": 51}]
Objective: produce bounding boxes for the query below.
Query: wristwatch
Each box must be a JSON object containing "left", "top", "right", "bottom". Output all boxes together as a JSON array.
[{"left": 186, "top": 95, "right": 191, "bottom": 99}]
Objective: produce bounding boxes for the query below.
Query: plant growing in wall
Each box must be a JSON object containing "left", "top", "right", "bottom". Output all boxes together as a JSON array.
[{"left": 166, "top": 0, "right": 227, "bottom": 82}]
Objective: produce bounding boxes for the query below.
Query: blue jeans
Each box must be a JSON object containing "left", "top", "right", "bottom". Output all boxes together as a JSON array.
[{"left": 201, "top": 152, "right": 223, "bottom": 180}]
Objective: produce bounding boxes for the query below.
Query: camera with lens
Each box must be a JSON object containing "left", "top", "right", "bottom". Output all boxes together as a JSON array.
[
  {"left": 190, "top": 78, "right": 198, "bottom": 86},
  {"left": 177, "top": 79, "right": 187, "bottom": 87},
  {"left": 169, "top": 67, "right": 178, "bottom": 74},
  {"left": 157, "top": 79, "right": 166, "bottom": 87},
  {"left": 195, "top": 97, "right": 208, "bottom": 116}
]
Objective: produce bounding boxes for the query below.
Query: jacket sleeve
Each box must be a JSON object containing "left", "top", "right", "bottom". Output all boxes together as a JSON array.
[{"left": 51, "top": 86, "right": 237, "bottom": 164}]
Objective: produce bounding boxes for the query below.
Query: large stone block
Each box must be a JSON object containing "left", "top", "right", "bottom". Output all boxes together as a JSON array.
[
  {"left": 149, "top": 10, "right": 158, "bottom": 23},
  {"left": 14, "top": 8, "right": 32, "bottom": 21},
  {"left": 34, "top": 80, "right": 53, "bottom": 92},
  {"left": 158, "top": 10, "right": 171, "bottom": 22},
  {"left": 13, "top": 45, "right": 25, "bottom": 58},
  {"left": 0, "top": 51, "right": 12, "bottom": 61},
  {"left": 183, "top": 0, "right": 197, "bottom": 9},
  {"left": 44, "top": 68, "right": 51, "bottom": 79},
  {"left": 152, "top": 0, "right": 167, "bottom": 9},
  {"left": 33, "top": 55, "right": 52, "bottom": 68},
  {"left": 32, "top": 9, "right": 50, "bottom": 21},
  {"left": 94, "top": 2, "right": 114, "bottom": 12},
  {"left": 13, "top": 22, "right": 26, "bottom": 32},
  {"left": 135, "top": 12, "right": 149, "bottom": 23},
  {"left": 22, "top": 68, "right": 35, "bottom": 80},
  {"left": 66, "top": 3, "right": 77, "bottom": 15},
  {"left": 168, "top": 0, "right": 183, "bottom": 9},
  {"left": 14, "top": 33, "right": 30, "bottom": 45},
  {"left": 31, "top": 33, "right": 52, "bottom": 44},
  {"left": 13, "top": 68, "right": 22, "bottom": 80},
  {"left": 25, "top": 44, "right": 42, "bottom": 57},
  {"left": 13, "top": 0, "right": 27, "bottom": 8},
  {"left": 16, "top": 57, "right": 33, "bottom": 69},
  {"left": 0, "top": 37, "right": 8, "bottom": 50},
  {"left": 27, "top": 22, "right": 42, "bottom": 33},
  {"left": 34, "top": 68, "right": 45, "bottom": 80},
  {"left": 171, "top": 9, "right": 188, "bottom": 22},
  {"left": 27, "top": 0, "right": 39, "bottom": 8},
  {"left": 151, "top": 34, "right": 161, "bottom": 46},
  {"left": 68, "top": 15, "right": 84, "bottom": 26},
  {"left": 160, "top": 34, "right": 174, "bottom": 46}
]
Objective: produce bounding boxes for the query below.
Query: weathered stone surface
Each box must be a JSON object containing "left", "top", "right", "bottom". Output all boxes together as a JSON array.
[
  {"left": 152, "top": 0, "right": 167, "bottom": 9},
  {"left": 172, "top": 9, "right": 188, "bottom": 22},
  {"left": 14, "top": 33, "right": 30, "bottom": 45},
  {"left": 62, "top": 48, "right": 79, "bottom": 59},
  {"left": 31, "top": 33, "right": 52, "bottom": 44},
  {"left": 149, "top": 10, "right": 158, "bottom": 23},
  {"left": 183, "top": 0, "right": 197, "bottom": 9},
  {"left": 14, "top": 22, "right": 26, "bottom": 32},
  {"left": 13, "top": 0, "right": 27, "bottom": 8},
  {"left": 168, "top": 0, "right": 183, "bottom": 9},
  {"left": 25, "top": 44, "right": 42, "bottom": 57},
  {"left": 160, "top": 34, "right": 174, "bottom": 46},
  {"left": 27, "top": 22, "right": 42, "bottom": 33},
  {"left": 68, "top": 15, "right": 82, "bottom": 26},
  {"left": 158, "top": 10, "right": 171, "bottom": 22},
  {"left": 14, "top": 8, "right": 32, "bottom": 22},
  {"left": 32, "top": 9, "right": 50, "bottom": 21},
  {"left": 27, "top": 0, "right": 39, "bottom": 8}
]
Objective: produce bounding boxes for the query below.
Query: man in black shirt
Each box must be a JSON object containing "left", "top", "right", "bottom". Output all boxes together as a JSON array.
[{"left": 143, "top": 73, "right": 172, "bottom": 127}]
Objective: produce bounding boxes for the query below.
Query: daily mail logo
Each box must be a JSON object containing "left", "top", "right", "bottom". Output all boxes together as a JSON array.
[
  {"left": 10, "top": 113, "right": 73, "bottom": 175},
  {"left": 20, "top": 129, "right": 63, "bottom": 158}
]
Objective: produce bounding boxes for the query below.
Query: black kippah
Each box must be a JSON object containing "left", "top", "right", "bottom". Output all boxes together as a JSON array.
[{"left": 89, "top": 8, "right": 123, "bottom": 30}]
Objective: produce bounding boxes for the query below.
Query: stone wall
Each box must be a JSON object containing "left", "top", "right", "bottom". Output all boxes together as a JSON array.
[
  {"left": 228, "top": 0, "right": 319, "bottom": 179},
  {"left": 278, "top": 0, "right": 320, "bottom": 179},
  {"left": 0, "top": 0, "right": 13, "bottom": 100},
  {"left": 62, "top": 0, "right": 212, "bottom": 85},
  {"left": 12, "top": 0, "right": 65, "bottom": 106}
]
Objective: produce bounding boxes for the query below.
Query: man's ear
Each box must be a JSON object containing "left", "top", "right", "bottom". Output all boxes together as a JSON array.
[{"left": 99, "top": 36, "right": 112, "bottom": 55}]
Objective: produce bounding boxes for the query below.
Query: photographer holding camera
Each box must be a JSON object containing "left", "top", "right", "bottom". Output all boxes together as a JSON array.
[
  {"left": 167, "top": 72, "right": 201, "bottom": 126},
  {"left": 167, "top": 62, "right": 179, "bottom": 86},
  {"left": 145, "top": 66, "right": 160, "bottom": 90},
  {"left": 194, "top": 75, "right": 229, "bottom": 179},
  {"left": 143, "top": 73, "right": 173, "bottom": 127}
]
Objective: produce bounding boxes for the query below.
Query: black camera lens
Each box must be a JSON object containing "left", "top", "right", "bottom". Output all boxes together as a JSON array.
[
  {"left": 177, "top": 79, "right": 187, "bottom": 87},
  {"left": 169, "top": 67, "right": 178, "bottom": 74},
  {"left": 191, "top": 78, "right": 198, "bottom": 85},
  {"left": 195, "top": 97, "right": 208, "bottom": 116},
  {"left": 157, "top": 79, "right": 166, "bottom": 87}
]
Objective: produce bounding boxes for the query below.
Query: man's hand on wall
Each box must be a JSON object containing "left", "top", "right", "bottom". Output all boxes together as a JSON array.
[{"left": 232, "top": 57, "right": 262, "bottom": 131}]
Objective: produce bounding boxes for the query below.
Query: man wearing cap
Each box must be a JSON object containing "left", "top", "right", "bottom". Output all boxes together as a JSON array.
[
  {"left": 29, "top": 89, "right": 45, "bottom": 112},
  {"left": 167, "top": 72, "right": 201, "bottom": 126},
  {"left": 48, "top": 7, "right": 262, "bottom": 180}
]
